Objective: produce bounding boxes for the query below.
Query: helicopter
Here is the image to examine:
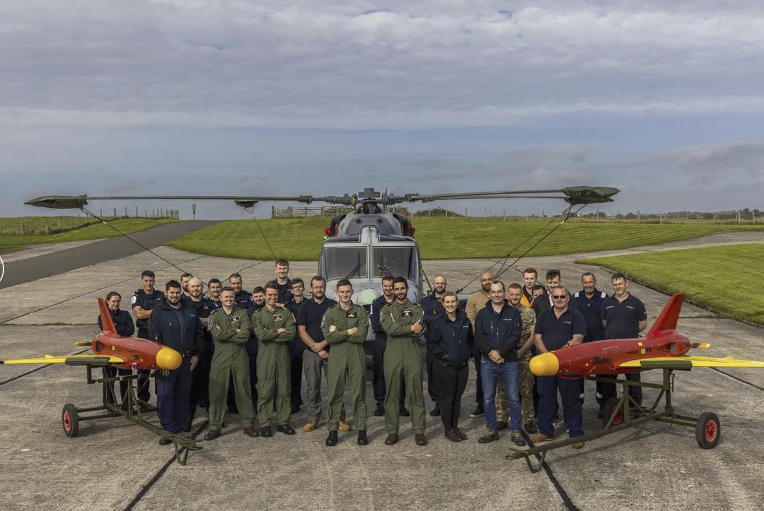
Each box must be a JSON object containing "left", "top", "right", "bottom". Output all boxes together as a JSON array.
[{"left": 25, "top": 186, "right": 619, "bottom": 337}]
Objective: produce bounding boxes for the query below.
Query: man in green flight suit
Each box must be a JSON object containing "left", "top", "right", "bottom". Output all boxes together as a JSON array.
[
  {"left": 381, "top": 276, "right": 427, "bottom": 446},
  {"left": 252, "top": 283, "right": 296, "bottom": 437},
  {"left": 322, "top": 279, "right": 370, "bottom": 447},
  {"left": 204, "top": 287, "right": 258, "bottom": 441}
]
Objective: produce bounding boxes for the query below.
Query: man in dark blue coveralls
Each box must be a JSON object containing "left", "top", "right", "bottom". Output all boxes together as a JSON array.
[{"left": 150, "top": 280, "right": 205, "bottom": 445}]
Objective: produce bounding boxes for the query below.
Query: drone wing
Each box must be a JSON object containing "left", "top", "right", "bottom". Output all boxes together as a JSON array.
[
  {"left": 619, "top": 356, "right": 764, "bottom": 370},
  {"left": 0, "top": 354, "right": 125, "bottom": 366}
]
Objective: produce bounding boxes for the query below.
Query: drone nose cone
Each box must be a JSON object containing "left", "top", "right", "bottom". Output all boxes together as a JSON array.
[
  {"left": 156, "top": 347, "right": 182, "bottom": 370},
  {"left": 530, "top": 352, "right": 560, "bottom": 377}
]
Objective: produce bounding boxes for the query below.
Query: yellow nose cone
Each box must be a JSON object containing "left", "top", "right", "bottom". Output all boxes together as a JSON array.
[
  {"left": 156, "top": 347, "right": 182, "bottom": 370},
  {"left": 530, "top": 352, "right": 560, "bottom": 377}
]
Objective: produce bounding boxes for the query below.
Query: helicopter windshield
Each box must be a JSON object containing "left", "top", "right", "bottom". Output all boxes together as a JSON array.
[
  {"left": 372, "top": 247, "right": 417, "bottom": 279},
  {"left": 322, "top": 247, "right": 368, "bottom": 279}
]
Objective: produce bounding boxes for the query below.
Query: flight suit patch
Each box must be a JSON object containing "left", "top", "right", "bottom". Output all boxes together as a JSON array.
[
  {"left": 273, "top": 314, "right": 283, "bottom": 321},
  {"left": 402, "top": 310, "right": 412, "bottom": 317},
  {"left": 346, "top": 311, "right": 357, "bottom": 318}
]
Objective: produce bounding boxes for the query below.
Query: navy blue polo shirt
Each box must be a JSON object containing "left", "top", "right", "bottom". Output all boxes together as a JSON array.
[
  {"left": 131, "top": 288, "right": 165, "bottom": 338},
  {"left": 602, "top": 294, "right": 647, "bottom": 339},
  {"left": 574, "top": 289, "right": 607, "bottom": 342},
  {"left": 297, "top": 297, "right": 338, "bottom": 344},
  {"left": 534, "top": 307, "right": 587, "bottom": 351}
]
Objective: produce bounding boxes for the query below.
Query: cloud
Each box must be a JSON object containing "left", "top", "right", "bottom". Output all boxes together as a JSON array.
[{"left": 1, "top": 1, "right": 763, "bottom": 129}]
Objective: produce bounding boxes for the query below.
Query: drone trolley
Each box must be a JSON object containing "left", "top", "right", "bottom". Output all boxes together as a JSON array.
[
  {"left": 61, "top": 363, "right": 202, "bottom": 465},
  {"left": 506, "top": 367, "right": 721, "bottom": 473}
]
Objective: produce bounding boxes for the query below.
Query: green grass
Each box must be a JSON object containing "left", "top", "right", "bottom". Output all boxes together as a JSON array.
[
  {"left": 0, "top": 217, "right": 179, "bottom": 247},
  {"left": 165, "top": 218, "right": 764, "bottom": 261},
  {"left": 579, "top": 244, "right": 764, "bottom": 324},
  {"left": 0, "top": 246, "right": 25, "bottom": 255}
]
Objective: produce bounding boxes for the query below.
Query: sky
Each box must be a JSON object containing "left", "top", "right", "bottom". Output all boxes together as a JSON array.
[{"left": 1, "top": 0, "right": 763, "bottom": 219}]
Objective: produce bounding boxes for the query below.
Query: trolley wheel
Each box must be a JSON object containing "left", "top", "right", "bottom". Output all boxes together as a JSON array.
[
  {"left": 601, "top": 397, "right": 624, "bottom": 427},
  {"left": 62, "top": 404, "right": 79, "bottom": 438},
  {"left": 695, "top": 412, "right": 720, "bottom": 449}
]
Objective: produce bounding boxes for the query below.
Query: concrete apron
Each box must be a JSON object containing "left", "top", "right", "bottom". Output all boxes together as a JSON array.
[{"left": 0, "top": 246, "right": 762, "bottom": 511}]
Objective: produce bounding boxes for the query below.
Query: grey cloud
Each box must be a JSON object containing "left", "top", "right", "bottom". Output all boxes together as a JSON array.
[{"left": 2, "top": 1, "right": 764, "bottom": 129}]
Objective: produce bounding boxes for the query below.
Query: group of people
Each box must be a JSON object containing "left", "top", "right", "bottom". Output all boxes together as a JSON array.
[{"left": 98, "top": 259, "right": 646, "bottom": 449}]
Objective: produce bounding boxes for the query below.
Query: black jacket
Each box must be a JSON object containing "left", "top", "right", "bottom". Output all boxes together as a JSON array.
[
  {"left": 149, "top": 299, "right": 204, "bottom": 358},
  {"left": 474, "top": 300, "right": 522, "bottom": 363},
  {"left": 427, "top": 311, "right": 474, "bottom": 368},
  {"left": 97, "top": 309, "right": 135, "bottom": 337},
  {"left": 370, "top": 295, "right": 394, "bottom": 340}
]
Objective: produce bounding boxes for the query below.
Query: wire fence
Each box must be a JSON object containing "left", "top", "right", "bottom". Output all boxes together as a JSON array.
[{"left": 1, "top": 208, "right": 179, "bottom": 236}]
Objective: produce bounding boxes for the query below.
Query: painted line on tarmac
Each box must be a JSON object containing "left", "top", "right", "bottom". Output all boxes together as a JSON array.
[
  {"left": 520, "top": 430, "right": 580, "bottom": 511},
  {"left": 124, "top": 420, "right": 209, "bottom": 511},
  {"left": 710, "top": 368, "right": 764, "bottom": 392}
]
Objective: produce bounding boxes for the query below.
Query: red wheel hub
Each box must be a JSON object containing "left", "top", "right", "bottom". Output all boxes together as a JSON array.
[
  {"left": 706, "top": 421, "right": 717, "bottom": 441},
  {"left": 63, "top": 412, "right": 71, "bottom": 430}
]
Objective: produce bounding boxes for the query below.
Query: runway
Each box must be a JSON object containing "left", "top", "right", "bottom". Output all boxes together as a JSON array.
[{"left": 0, "top": 221, "right": 217, "bottom": 289}]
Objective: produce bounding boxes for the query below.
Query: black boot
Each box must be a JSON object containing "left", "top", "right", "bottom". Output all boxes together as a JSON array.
[
  {"left": 357, "top": 430, "right": 369, "bottom": 445},
  {"left": 325, "top": 430, "right": 338, "bottom": 446}
]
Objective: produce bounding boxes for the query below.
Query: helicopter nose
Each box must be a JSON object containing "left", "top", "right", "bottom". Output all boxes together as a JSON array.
[
  {"left": 156, "top": 347, "right": 182, "bottom": 370},
  {"left": 530, "top": 352, "right": 560, "bottom": 377}
]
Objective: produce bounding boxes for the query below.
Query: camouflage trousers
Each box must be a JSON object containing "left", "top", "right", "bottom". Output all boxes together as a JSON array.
[{"left": 496, "top": 350, "right": 535, "bottom": 424}]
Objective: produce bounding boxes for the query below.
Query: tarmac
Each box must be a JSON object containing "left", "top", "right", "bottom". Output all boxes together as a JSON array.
[{"left": 1, "top": 234, "right": 763, "bottom": 511}]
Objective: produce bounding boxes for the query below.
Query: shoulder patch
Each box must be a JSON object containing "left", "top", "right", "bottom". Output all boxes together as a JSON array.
[{"left": 131, "top": 296, "right": 137, "bottom": 305}]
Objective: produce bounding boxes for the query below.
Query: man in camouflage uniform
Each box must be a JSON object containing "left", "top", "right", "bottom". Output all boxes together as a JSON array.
[
  {"left": 495, "top": 283, "right": 538, "bottom": 432},
  {"left": 321, "top": 279, "right": 370, "bottom": 446},
  {"left": 252, "top": 283, "right": 296, "bottom": 437},
  {"left": 508, "top": 283, "right": 537, "bottom": 433}
]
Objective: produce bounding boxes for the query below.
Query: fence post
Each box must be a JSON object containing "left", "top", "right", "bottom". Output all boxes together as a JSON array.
[
  {"left": 637, "top": 210, "right": 640, "bottom": 223},
  {"left": 44, "top": 221, "right": 49, "bottom": 234},
  {"left": 20, "top": 221, "right": 24, "bottom": 235}
]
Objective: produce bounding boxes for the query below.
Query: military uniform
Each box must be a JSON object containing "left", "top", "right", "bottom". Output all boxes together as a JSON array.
[
  {"left": 322, "top": 303, "right": 370, "bottom": 432},
  {"left": 187, "top": 297, "right": 219, "bottom": 427},
  {"left": 496, "top": 304, "right": 537, "bottom": 426},
  {"left": 380, "top": 300, "right": 426, "bottom": 435},
  {"left": 252, "top": 306, "right": 296, "bottom": 427},
  {"left": 131, "top": 288, "right": 164, "bottom": 403},
  {"left": 207, "top": 307, "right": 255, "bottom": 432}
]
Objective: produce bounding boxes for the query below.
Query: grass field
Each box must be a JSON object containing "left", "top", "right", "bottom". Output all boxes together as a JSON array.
[
  {"left": 165, "top": 218, "right": 764, "bottom": 261},
  {"left": 0, "top": 218, "right": 179, "bottom": 248},
  {"left": 580, "top": 244, "right": 764, "bottom": 324}
]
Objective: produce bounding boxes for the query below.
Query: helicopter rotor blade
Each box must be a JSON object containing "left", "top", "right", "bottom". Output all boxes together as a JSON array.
[
  {"left": 25, "top": 195, "right": 316, "bottom": 210},
  {"left": 25, "top": 187, "right": 619, "bottom": 210},
  {"left": 390, "top": 186, "right": 619, "bottom": 205}
]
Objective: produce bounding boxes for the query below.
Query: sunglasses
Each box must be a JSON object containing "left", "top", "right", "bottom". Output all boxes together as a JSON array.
[{"left": 552, "top": 295, "right": 567, "bottom": 299}]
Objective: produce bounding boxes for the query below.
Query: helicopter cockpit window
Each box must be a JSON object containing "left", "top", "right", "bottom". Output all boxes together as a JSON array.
[
  {"left": 372, "top": 247, "right": 417, "bottom": 279},
  {"left": 322, "top": 247, "right": 368, "bottom": 279}
]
